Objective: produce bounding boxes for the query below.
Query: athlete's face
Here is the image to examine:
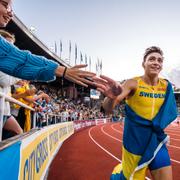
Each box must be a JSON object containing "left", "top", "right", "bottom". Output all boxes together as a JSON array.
[
  {"left": 0, "top": 0, "right": 13, "bottom": 27},
  {"left": 143, "top": 52, "right": 163, "bottom": 76}
]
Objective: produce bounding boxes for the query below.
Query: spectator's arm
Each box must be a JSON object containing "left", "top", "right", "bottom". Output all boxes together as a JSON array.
[
  {"left": 0, "top": 36, "right": 59, "bottom": 82},
  {"left": 0, "top": 37, "right": 95, "bottom": 86}
]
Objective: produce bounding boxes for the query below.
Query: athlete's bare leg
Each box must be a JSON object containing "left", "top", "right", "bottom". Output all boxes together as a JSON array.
[{"left": 150, "top": 166, "right": 172, "bottom": 180}]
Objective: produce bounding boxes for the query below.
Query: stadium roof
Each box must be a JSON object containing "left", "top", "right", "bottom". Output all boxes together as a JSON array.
[
  {"left": 5, "top": 14, "right": 70, "bottom": 67},
  {"left": 4, "top": 14, "right": 95, "bottom": 91}
]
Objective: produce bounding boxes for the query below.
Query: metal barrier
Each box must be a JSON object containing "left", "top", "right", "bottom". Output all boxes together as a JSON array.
[
  {"left": 45, "top": 113, "right": 68, "bottom": 126},
  {"left": 0, "top": 90, "right": 108, "bottom": 141},
  {"left": 0, "top": 92, "right": 35, "bottom": 141}
]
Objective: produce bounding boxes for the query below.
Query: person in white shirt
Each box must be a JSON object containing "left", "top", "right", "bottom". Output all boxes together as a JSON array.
[{"left": 0, "top": 30, "right": 23, "bottom": 136}]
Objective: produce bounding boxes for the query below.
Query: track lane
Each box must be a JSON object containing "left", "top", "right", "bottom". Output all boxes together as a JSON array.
[
  {"left": 48, "top": 122, "right": 180, "bottom": 180},
  {"left": 48, "top": 127, "right": 117, "bottom": 180}
]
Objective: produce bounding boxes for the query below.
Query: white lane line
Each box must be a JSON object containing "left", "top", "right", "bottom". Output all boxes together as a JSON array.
[
  {"left": 166, "top": 132, "right": 180, "bottom": 137},
  {"left": 104, "top": 125, "right": 180, "bottom": 164},
  {"left": 166, "top": 127, "right": 180, "bottom": 130},
  {"left": 88, "top": 126, "right": 121, "bottom": 162},
  {"left": 169, "top": 137, "right": 180, "bottom": 142},
  {"left": 166, "top": 127, "right": 180, "bottom": 131},
  {"left": 113, "top": 124, "right": 180, "bottom": 148},
  {"left": 111, "top": 124, "right": 122, "bottom": 133},
  {"left": 171, "top": 158, "right": 180, "bottom": 164},
  {"left": 89, "top": 126, "right": 151, "bottom": 180},
  {"left": 167, "top": 144, "right": 180, "bottom": 150},
  {"left": 166, "top": 129, "right": 180, "bottom": 133},
  {"left": 101, "top": 126, "right": 122, "bottom": 142},
  {"left": 119, "top": 125, "right": 124, "bottom": 130}
]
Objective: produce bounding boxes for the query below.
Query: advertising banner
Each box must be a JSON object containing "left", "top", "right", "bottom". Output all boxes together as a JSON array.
[
  {"left": 19, "top": 122, "right": 74, "bottom": 180},
  {"left": 0, "top": 141, "right": 21, "bottom": 180}
]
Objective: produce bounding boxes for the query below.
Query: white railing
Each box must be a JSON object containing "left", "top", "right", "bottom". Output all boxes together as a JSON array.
[
  {"left": 0, "top": 92, "right": 35, "bottom": 141},
  {"left": 46, "top": 113, "right": 65, "bottom": 125},
  {"left": 0, "top": 91, "right": 107, "bottom": 141}
]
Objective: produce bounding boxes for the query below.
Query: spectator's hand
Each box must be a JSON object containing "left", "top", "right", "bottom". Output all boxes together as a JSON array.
[
  {"left": 93, "top": 75, "right": 122, "bottom": 99},
  {"left": 35, "top": 106, "right": 41, "bottom": 112},
  {"left": 55, "top": 65, "right": 96, "bottom": 87},
  {"left": 42, "top": 93, "right": 50, "bottom": 103},
  {"left": 25, "top": 89, "right": 36, "bottom": 96}
]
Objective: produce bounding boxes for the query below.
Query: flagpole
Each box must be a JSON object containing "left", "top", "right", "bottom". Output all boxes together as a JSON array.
[
  {"left": 54, "top": 41, "right": 57, "bottom": 54},
  {"left": 85, "top": 54, "right": 87, "bottom": 70},
  {"left": 89, "top": 56, "right": 91, "bottom": 71},
  {"left": 59, "top": 40, "right": 62, "bottom": 59},
  {"left": 75, "top": 44, "right": 77, "bottom": 65},
  {"left": 69, "top": 40, "right": 71, "bottom": 65}
]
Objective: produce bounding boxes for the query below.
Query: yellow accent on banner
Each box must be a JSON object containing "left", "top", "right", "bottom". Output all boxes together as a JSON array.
[
  {"left": 20, "top": 131, "right": 49, "bottom": 180},
  {"left": 19, "top": 122, "right": 74, "bottom": 180}
]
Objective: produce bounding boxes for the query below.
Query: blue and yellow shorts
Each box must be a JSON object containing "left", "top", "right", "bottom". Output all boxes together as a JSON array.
[{"left": 149, "top": 144, "right": 171, "bottom": 170}]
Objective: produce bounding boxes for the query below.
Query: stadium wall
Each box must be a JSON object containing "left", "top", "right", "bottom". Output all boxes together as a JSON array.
[
  {"left": 0, "top": 122, "right": 74, "bottom": 180},
  {"left": 0, "top": 118, "right": 110, "bottom": 179}
]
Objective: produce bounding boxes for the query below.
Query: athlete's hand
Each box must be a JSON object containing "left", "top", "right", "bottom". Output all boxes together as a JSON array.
[{"left": 93, "top": 75, "right": 122, "bottom": 99}]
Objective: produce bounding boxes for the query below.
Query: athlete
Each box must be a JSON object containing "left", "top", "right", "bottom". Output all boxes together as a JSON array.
[{"left": 93, "top": 46, "right": 177, "bottom": 180}]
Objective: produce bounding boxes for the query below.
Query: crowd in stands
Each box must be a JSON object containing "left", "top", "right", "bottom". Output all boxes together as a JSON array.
[
  {"left": 0, "top": 0, "right": 98, "bottom": 141},
  {"left": 1, "top": 77, "right": 105, "bottom": 140},
  {"left": 0, "top": 20, "right": 101, "bottom": 141},
  {"left": 0, "top": 38, "right": 103, "bottom": 139}
]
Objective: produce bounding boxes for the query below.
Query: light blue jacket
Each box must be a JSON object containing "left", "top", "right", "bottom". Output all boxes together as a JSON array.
[{"left": 0, "top": 36, "right": 59, "bottom": 82}]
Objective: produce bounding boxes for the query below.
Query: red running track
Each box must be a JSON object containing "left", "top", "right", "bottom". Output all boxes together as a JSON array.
[{"left": 48, "top": 123, "right": 180, "bottom": 180}]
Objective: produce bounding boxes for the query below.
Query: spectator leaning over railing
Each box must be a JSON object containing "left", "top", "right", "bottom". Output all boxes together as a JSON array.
[
  {"left": 11, "top": 80, "right": 37, "bottom": 132},
  {"left": 0, "top": 0, "right": 95, "bottom": 87},
  {"left": 34, "top": 91, "right": 50, "bottom": 127},
  {"left": 0, "top": 29, "right": 23, "bottom": 139}
]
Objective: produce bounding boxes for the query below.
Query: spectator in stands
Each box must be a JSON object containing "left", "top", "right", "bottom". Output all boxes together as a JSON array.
[
  {"left": 93, "top": 46, "right": 177, "bottom": 180},
  {"left": 11, "top": 80, "right": 36, "bottom": 132},
  {"left": 0, "top": 0, "right": 95, "bottom": 87},
  {"left": 12, "top": 81, "right": 51, "bottom": 131},
  {"left": 0, "top": 29, "right": 23, "bottom": 138}
]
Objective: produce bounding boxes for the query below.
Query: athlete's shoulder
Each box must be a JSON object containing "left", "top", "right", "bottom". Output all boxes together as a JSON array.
[
  {"left": 123, "top": 77, "right": 138, "bottom": 90},
  {"left": 159, "top": 78, "right": 168, "bottom": 86}
]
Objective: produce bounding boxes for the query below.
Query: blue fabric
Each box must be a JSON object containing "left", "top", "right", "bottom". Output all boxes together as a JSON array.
[
  {"left": 111, "top": 172, "right": 126, "bottom": 180},
  {"left": 149, "top": 144, "right": 171, "bottom": 170},
  {"left": 123, "top": 81, "right": 177, "bottom": 167},
  {"left": 0, "top": 36, "right": 58, "bottom": 81},
  {"left": 0, "top": 141, "right": 21, "bottom": 180}
]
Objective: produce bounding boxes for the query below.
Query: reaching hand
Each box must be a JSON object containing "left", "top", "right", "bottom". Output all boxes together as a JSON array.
[
  {"left": 93, "top": 75, "right": 122, "bottom": 99},
  {"left": 63, "top": 64, "right": 96, "bottom": 87}
]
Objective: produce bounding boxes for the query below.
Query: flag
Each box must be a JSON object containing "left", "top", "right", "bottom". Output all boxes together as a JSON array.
[
  {"left": 59, "top": 40, "right": 62, "bottom": 58},
  {"left": 75, "top": 44, "right": 77, "bottom": 65},
  {"left": 85, "top": 54, "right": 87, "bottom": 64},
  {"left": 89, "top": 56, "right": 91, "bottom": 71},
  {"left": 80, "top": 52, "right": 83, "bottom": 63},
  {"left": 96, "top": 63, "right": 98, "bottom": 73},
  {"left": 100, "top": 60, "right": 102, "bottom": 70},
  {"left": 69, "top": 40, "right": 71, "bottom": 61},
  {"left": 100, "top": 60, "right": 102, "bottom": 74},
  {"left": 96, "top": 58, "right": 100, "bottom": 74},
  {"left": 111, "top": 81, "right": 177, "bottom": 179},
  {"left": 54, "top": 41, "right": 57, "bottom": 53},
  {"left": 97, "top": 58, "right": 100, "bottom": 67}
]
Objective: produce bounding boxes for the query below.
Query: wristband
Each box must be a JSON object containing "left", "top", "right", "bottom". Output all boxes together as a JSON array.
[{"left": 62, "top": 67, "right": 67, "bottom": 78}]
